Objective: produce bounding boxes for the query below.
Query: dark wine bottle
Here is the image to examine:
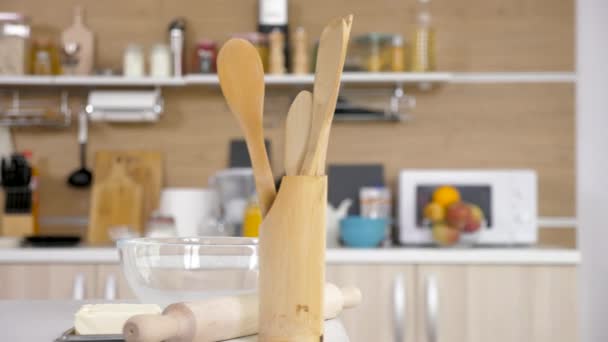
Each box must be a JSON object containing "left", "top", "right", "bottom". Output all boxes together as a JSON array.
[{"left": 258, "top": 0, "right": 289, "bottom": 71}]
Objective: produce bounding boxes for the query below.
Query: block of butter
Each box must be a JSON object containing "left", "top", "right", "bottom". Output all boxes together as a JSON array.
[{"left": 75, "top": 304, "right": 162, "bottom": 335}]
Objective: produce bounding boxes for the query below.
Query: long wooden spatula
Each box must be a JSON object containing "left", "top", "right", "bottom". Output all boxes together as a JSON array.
[
  {"left": 284, "top": 90, "right": 313, "bottom": 176},
  {"left": 217, "top": 39, "right": 276, "bottom": 215},
  {"left": 300, "top": 15, "right": 353, "bottom": 176}
]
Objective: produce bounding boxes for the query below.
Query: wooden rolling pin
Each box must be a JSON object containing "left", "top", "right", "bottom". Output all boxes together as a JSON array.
[{"left": 123, "top": 283, "right": 361, "bottom": 342}]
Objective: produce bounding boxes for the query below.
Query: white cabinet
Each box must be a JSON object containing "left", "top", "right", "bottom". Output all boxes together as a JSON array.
[
  {"left": 328, "top": 264, "right": 578, "bottom": 342},
  {"left": 415, "top": 265, "right": 578, "bottom": 342},
  {"left": 327, "top": 264, "right": 416, "bottom": 342},
  {"left": 0, "top": 264, "right": 97, "bottom": 299}
]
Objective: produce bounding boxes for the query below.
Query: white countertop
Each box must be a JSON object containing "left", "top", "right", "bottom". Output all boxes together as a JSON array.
[
  {"left": 0, "top": 300, "right": 348, "bottom": 342},
  {"left": 0, "top": 246, "right": 580, "bottom": 265}
]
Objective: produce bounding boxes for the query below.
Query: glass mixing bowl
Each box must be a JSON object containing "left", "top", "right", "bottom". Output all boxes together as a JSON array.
[{"left": 117, "top": 237, "right": 258, "bottom": 307}]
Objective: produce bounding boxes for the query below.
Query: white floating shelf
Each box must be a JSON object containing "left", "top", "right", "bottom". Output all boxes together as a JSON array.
[
  {"left": 0, "top": 72, "right": 576, "bottom": 87},
  {"left": 451, "top": 72, "right": 577, "bottom": 84},
  {"left": 186, "top": 72, "right": 453, "bottom": 85},
  {"left": 0, "top": 75, "right": 184, "bottom": 86}
]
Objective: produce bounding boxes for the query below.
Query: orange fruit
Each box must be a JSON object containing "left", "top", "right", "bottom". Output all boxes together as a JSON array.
[
  {"left": 432, "top": 186, "right": 461, "bottom": 208},
  {"left": 423, "top": 202, "right": 445, "bottom": 222}
]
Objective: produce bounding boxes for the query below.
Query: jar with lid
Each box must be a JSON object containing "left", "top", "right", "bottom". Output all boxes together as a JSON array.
[
  {"left": 123, "top": 44, "right": 144, "bottom": 77},
  {"left": 30, "top": 37, "right": 61, "bottom": 75},
  {"left": 149, "top": 44, "right": 171, "bottom": 77},
  {"left": 0, "top": 13, "right": 30, "bottom": 75},
  {"left": 194, "top": 39, "right": 217, "bottom": 74}
]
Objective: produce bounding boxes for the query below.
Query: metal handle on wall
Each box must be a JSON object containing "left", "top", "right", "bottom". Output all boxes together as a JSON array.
[
  {"left": 426, "top": 274, "right": 439, "bottom": 342},
  {"left": 392, "top": 273, "right": 406, "bottom": 342},
  {"left": 104, "top": 274, "right": 117, "bottom": 300},
  {"left": 72, "top": 273, "right": 85, "bottom": 300}
]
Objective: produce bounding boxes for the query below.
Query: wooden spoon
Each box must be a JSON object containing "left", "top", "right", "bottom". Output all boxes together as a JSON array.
[
  {"left": 300, "top": 15, "right": 353, "bottom": 176},
  {"left": 284, "top": 90, "right": 313, "bottom": 176},
  {"left": 217, "top": 39, "right": 276, "bottom": 215}
]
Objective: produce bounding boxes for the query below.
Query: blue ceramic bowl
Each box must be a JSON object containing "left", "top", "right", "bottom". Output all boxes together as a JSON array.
[{"left": 340, "top": 216, "right": 388, "bottom": 248}]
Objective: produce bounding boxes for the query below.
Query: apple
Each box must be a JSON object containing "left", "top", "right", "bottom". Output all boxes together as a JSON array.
[
  {"left": 445, "top": 202, "right": 471, "bottom": 230},
  {"left": 423, "top": 202, "right": 445, "bottom": 222},
  {"left": 463, "top": 204, "right": 484, "bottom": 233},
  {"left": 432, "top": 222, "right": 460, "bottom": 246}
]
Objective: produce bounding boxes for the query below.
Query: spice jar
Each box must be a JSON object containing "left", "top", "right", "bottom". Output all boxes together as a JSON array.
[
  {"left": 194, "top": 39, "right": 217, "bottom": 74},
  {"left": 150, "top": 44, "right": 171, "bottom": 77},
  {"left": 123, "top": 44, "right": 144, "bottom": 77}
]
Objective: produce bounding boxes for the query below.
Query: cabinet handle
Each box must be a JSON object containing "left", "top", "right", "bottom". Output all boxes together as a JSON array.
[
  {"left": 425, "top": 275, "right": 439, "bottom": 342},
  {"left": 392, "top": 273, "right": 406, "bottom": 342},
  {"left": 104, "top": 274, "right": 117, "bottom": 300},
  {"left": 72, "top": 273, "right": 85, "bottom": 300}
]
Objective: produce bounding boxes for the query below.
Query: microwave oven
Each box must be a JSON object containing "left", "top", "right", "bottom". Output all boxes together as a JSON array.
[{"left": 398, "top": 169, "right": 537, "bottom": 245}]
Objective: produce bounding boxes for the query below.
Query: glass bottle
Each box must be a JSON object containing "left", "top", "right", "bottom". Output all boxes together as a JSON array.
[{"left": 411, "top": 0, "right": 436, "bottom": 72}]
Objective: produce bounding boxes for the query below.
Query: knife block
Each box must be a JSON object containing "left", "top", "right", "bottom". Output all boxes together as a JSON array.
[{"left": 258, "top": 176, "right": 327, "bottom": 342}]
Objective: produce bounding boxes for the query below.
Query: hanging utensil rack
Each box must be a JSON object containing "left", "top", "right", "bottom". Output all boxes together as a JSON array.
[{"left": 0, "top": 89, "right": 71, "bottom": 127}]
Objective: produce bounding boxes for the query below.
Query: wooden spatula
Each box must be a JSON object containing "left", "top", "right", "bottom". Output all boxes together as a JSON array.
[
  {"left": 300, "top": 15, "right": 353, "bottom": 176},
  {"left": 284, "top": 90, "right": 312, "bottom": 176},
  {"left": 217, "top": 39, "right": 276, "bottom": 215}
]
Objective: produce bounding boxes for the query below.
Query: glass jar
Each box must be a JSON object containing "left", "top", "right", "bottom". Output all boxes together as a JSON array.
[
  {"left": 149, "top": 44, "right": 171, "bottom": 77},
  {"left": 194, "top": 39, "right": 217, "bottom": 74},
  {"left": 0, "top": 13, "right": 30, "bottom": 75},
  {"left": 123, "top": 44, "right": 144, "bottom": 77}
]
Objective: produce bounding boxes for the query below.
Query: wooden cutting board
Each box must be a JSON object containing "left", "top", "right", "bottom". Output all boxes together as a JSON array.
[
  {"left": 88, "top": 158, "right": 143, "bottom": 245},
  {"left": 94, "top": 150, "right": 163, "bottom": 226},
  {"left": 61, "top": 6, "right": 94, "bottom": 75}
]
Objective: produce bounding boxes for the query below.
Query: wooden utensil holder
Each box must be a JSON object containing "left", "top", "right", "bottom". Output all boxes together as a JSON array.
[{"left": 258, "top": 175, "right": 327, "bottom": 342}]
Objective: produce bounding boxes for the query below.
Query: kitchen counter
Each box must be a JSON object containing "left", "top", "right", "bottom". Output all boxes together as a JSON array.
[
  {"left": 0, "top": 246, "right": 580, "bottom": 265},
  {"left": 0, "top": 300, "right": 348, "bottom": 341}
]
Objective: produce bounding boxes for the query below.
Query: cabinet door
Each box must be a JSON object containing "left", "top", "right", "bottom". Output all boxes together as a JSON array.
[
  {"left": 96, "top": 264, "right": 136, "bottom": 300},
  {"left": 0, "top": 264, "right": 96, "bottom": 299},
  {"left": 415, "top": 265, "right": 578, "bottom": 342},
  {"left": 327, "top": 264, "right": 415, "bottom": 342}
]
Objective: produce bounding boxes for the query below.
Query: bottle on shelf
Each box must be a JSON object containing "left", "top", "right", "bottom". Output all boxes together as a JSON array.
[
  {"left": 390, "top": 35, "right": 406, "bottom": 72},
  {"left": 291, "top": 27, "right": 309, "bottom": 74},
  {"left": 168, "top": 18, "right": 186, "bottom": 77},
  {"left": 268, "top": 29, "right": 286, "bottom": 75},
  {"left": 258, "top": 0, "right": 289, "bottom": 71},
  {"left": 411, "top": 0, "right": 436, "bottom": 72}
]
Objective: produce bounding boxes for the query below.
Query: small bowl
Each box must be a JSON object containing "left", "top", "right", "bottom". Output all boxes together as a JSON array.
[
  {"left": 340, "top": 216, "right": 388, "bottom": 248},
  {"left": 117, "top": 237, "right": 258, "bottom": 307}
]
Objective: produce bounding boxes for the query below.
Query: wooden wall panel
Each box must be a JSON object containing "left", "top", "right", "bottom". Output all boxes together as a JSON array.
[
  {"left": 1, "top": 0, "right": 575, "bottom": 244},
  {"left": 2, "top": 0, "right": 573, "bottom": 71}
]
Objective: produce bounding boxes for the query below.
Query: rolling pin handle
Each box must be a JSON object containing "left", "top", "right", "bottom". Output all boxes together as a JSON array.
[
  {"left": 123, "top": 314, "right": 180, "bottom": 342},
  {"left": 341, "top": 286, "right": 362, "bottom": 308}
]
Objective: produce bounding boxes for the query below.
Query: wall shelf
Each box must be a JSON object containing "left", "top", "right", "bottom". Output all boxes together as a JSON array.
[
  {"left": 0, "top": 72, "right": 576, "bottom": 88},
  {"left": 450, "top": 72, "right": 577, "bottom": 84}
]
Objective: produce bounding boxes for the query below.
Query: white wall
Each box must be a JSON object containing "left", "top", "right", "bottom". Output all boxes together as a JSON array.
[{"left": 577, "top": 1, "right": 608, "bottom": 341}]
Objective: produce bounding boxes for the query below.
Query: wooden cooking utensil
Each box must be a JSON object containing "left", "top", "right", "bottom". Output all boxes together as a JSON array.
[
  {"left": 300, "top": 15, "right": 353, "bottom": 176},
  {"left": 61, "top": 6, "right": 94, "bottom": 75},
  {"left": 284, "top": 90, "right": 312, "bottom": 176},
  {"left": 88, "top": 158, "right": 143, "bottom": 245},
  {"left": 217, "top": 39, "right": 276, "bottom": 215},
  {"left": 94, "top": 150, "right": 163, "bottom": 228},
  {"left": 123, "top": 283, "right": 361, "bottom": 342}
]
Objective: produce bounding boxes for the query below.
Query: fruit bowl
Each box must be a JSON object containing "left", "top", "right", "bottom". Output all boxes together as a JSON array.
[
  {"left": 423, "top": 185, "right": 486, "bottom": 247},
  {"left": 117, "top": 237, "right": 258, "bottom": 307}
]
